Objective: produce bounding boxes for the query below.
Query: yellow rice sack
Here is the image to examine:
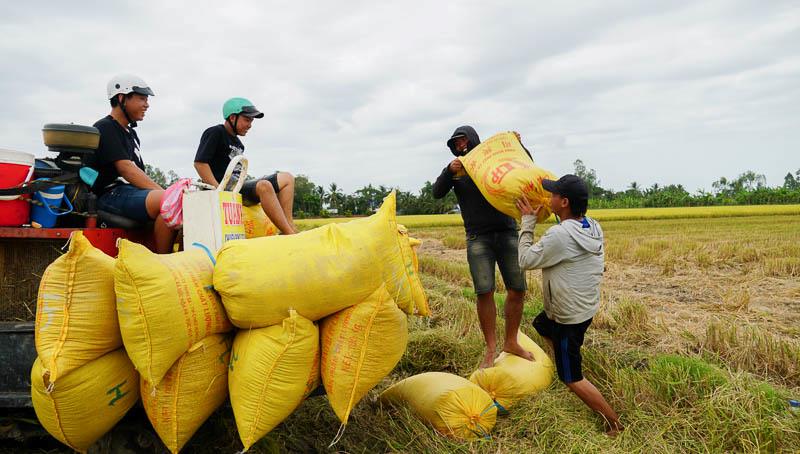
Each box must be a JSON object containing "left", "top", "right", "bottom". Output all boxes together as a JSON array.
[
  {"left": 114, "top": 240, "right": 232, "bottom": 386},
  {"left": 469, "top": 331, "right": 554, "bottom": 410},
  {"left": 215, "top": 192, "right": 425, "bottom": 329},
  {"left": 31, "top": 349, "right": 139, "bottom": 453},
  {"left": 379, "top": 372, "right": 497, "bottom": 440},
  {"left": 35, "top": 231, "right": 121, "bottom": 387},
  {"left": 321, "top": 285, "right": 408, "bottom": 424},
  {"left": 228, "top": 311, "right": 319, "bottom": 451},
  {"left": 142, "top": 333, "right": 231, "bottom": 454},
  {"left": 397, "top": 225, "right": 429, "bottom": 316},
  {"left": 458, "top": 131, "right": 556, "bottom": 222},
  {"left": 242, "top": 204, "right": 279, "bottom": 238}
]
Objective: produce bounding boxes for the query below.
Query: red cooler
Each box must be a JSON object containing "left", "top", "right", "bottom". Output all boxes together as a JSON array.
[{"left": 0, "top": 149, "right": 35, "bottom": 226}]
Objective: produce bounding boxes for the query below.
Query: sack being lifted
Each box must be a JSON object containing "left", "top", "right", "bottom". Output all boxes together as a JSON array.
[
  {"left": 115, "top": 240, "right": 232, "bottom": 387},
  {"left": 458, "top": 131, "right": 556, "bottom": 222},
  {"left": 214, "top": 191, "right": 428, "bottom": 329},
  {"left": 35, "top": 231, "right": 121, "bottom": 387}
]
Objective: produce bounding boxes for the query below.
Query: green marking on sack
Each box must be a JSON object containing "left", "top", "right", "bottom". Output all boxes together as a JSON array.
[
  {"left": 107, "top": 379, "right": 129, "bottom": 406},
  {"left": 228, "top": 351, "right": 239, "bottom": 372}
]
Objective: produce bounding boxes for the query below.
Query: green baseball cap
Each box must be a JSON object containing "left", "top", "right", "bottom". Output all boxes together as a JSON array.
[{"left": 222, "top": 97, "right": 264, "bottom": 119}]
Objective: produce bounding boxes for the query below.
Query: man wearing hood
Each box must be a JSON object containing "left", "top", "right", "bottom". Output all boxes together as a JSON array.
[
  {"left": 516, "top": 174, "right": 623, "bottom": 436},
  {"left": 433, "top": 125, "right": 533, "bottom": 368}
]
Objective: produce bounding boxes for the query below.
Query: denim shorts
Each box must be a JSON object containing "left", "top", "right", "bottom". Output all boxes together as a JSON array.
[
  {"left": 240, "top": 173, "right": 280, "bottom": 206},
  {"left": 97, "top": 184, "right": 153, "bottom": 223},
  {"left": 466, "top": 229, "right": 527, "bottom": 294}
]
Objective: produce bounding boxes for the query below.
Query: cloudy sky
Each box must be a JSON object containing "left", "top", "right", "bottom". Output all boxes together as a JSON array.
[{"left": 1, "top": 1, "right": 797, "bottom": 193}]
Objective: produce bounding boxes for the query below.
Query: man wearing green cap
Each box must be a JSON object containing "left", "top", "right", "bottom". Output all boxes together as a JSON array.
[{"left": 194, "top": 97, "right": 297, "bottom": 234}]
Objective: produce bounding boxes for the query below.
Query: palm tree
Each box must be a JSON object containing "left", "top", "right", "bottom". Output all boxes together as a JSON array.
[{"left": 327, "top": 183, "right": 342, "bottom": 211}]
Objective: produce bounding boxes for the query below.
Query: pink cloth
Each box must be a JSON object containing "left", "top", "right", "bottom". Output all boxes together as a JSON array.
[{"left": 160, "top": 178, "right": 193, "bottom": 228}]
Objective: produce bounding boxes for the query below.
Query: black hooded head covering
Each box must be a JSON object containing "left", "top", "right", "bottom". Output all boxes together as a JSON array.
[{"left": 446, "top": 125, "right": 480, "bottom": 156}]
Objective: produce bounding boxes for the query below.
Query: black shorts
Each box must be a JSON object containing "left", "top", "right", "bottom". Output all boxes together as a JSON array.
[
  {"left": 532, "top": 311, "right": 592, "bottom": 384},
  {"left": 240, "top": 173, "right": 280, "bottom": 206}
]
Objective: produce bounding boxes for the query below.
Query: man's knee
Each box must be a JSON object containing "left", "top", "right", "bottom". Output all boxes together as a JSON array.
[
  {"left": 256, "top": 179, "right": 276, "bottom": 197},
  {"left": 146, "top": 189, "right": 165, "bottom": 218},
  {"left": 277, "top": 172, "right": 294, "bottom": 189}
]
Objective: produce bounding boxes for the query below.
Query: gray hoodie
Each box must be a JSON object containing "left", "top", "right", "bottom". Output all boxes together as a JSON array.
[{"left": 518, "top": 215, "right": 604, "bottom": 324}]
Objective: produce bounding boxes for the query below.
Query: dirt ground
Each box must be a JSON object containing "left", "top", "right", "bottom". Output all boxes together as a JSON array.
[{"left": 415, "top": 217, "right": 800, "bottom": 345}]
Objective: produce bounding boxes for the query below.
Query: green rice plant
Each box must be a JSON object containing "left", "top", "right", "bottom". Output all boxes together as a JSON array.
[{"left": 648, "top": 354, "right": 728, "bottom": 404}]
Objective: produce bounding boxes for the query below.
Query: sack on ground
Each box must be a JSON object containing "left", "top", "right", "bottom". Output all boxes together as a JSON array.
[
  {"left": 35, "top": 231, "right": 121, "bottom": 387},
  {"left": 31, "top": 349, "right": 139, "bottom": 453},
  {"left": 215, "top": 192, "right": 425, "bottom": 328},
  {"left": 458, "top": 131, "right": 556, "bottom": 222},
  {"left": 321, "top": 284, "right": 408, "bottom": 424},
  {"left": 242, "top": 204, "right": 279, "bottom": 238},
  {"left": 469, "top": 331, "right": 554, "bottom": 410},
  {"left": 228, "top": 311, "right": 319, "bottom": 451},
  {"left": 114, "top": 240, "right": 232, "bottom": 386},
  {"left": 379, "top": 372, "right": 497, "bottom": 440},
  {"left": 142, "top": 333, "right": 232, "bottom": 454}
]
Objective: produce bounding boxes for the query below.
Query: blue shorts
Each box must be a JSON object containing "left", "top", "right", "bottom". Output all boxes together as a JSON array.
[
  {"left": 466, "top": 230, "right": 527, "bottom": 294},
  {"left": 532, "top": 311, "right": 592, "bottom": 384},
  {"left": 97, "top": 184, "right": 153, "bottom": 223}
]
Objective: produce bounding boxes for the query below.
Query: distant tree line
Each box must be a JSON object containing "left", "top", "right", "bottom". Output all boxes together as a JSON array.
[
  {"left": 146, "top": 161, "right": 800, "bottom": 218},
  {"left": 573, "top": 160, "right": 800, "bottom": 209}
]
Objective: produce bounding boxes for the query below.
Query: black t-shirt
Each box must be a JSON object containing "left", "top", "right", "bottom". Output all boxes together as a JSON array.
[
  {"left": 91, "top": 115, "right": 144, "bottom": 195},
  {"left": 194, "top": 125, "right": 245, "bottom": 183}
]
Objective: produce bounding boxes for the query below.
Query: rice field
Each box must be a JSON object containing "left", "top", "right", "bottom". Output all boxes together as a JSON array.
[
  {"left": 296, "top": 204, "right": 800, "bottom": 229},
  {"left": 134, "top": 206, "right": 789, "bottom": 453}
]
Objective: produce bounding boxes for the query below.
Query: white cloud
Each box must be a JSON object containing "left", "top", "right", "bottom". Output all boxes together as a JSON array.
[{"left": 0, "top": 0, "right": 797, "bottom": 193}]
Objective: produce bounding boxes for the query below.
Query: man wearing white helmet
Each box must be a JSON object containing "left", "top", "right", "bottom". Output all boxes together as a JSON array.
[{"left": 92, "top": 74, "right": 176, "bottom": 253}]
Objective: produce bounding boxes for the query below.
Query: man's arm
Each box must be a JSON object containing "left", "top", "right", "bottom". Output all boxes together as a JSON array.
[
  {"left": 194, "top": 162, "right": 219, "bottom": 187},
  {"left": 432, "top": 161, "right": 459, "bottom": 199},
  {"left": 114, "top": 160, "right": 163, "bottom": 190},
  {"left": 518, "top": 217, "right": 568, "bottom": 270},
  {"left": 513, "top": 131, "right": 533, "bottom": 161}
]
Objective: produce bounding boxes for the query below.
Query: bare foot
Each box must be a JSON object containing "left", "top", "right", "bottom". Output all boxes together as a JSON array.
[
  {"left": 605, "top": 421, "right": 624, "bottom": 437},
  {"left": 478, "top": 350, "right": 496, "bottom": 369},
  {"left": 503, "top": 341, "right": 534, "bottom": 361}
]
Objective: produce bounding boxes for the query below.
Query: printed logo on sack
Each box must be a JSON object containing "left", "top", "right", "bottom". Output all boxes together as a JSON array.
[
  {"left": 107, "top": 380, "right": 129, "bottom": 406},
  {"left": 222, "top": 202, "right": 242, "bottom": 225}
]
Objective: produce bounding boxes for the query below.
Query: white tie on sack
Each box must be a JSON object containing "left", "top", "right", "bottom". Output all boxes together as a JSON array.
[{"left": 182, "top": 156, "right": 249, "bottom": 253}]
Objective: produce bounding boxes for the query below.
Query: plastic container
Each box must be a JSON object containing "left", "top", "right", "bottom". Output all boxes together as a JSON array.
[
  {"left": 30, "top": 180, "right": 73, "bottom": 228},
  {"left": 0, "top": 149, "right": 35, "bottom": 226}
]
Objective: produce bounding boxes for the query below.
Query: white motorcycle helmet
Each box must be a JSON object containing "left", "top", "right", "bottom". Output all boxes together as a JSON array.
[{"left": 106, "top": 74, "right": 155, "bottom": 99}]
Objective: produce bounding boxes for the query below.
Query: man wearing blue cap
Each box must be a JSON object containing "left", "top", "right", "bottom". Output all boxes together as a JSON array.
[
  {"left": 517, "top": 174, "right": 623, "bottom": 436},
  {"left": 194, "top": 98, "right": 297, "bottom": 235}
]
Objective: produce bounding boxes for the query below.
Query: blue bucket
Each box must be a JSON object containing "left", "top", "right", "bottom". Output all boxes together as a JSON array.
[{"left": 30, "top": 180, "right": 73, "bottom": 228}]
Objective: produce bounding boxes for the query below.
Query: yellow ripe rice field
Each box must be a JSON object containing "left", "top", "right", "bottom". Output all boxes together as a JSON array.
[{"left": 296, "top": 204, "right": 800, "bottom": 229}]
